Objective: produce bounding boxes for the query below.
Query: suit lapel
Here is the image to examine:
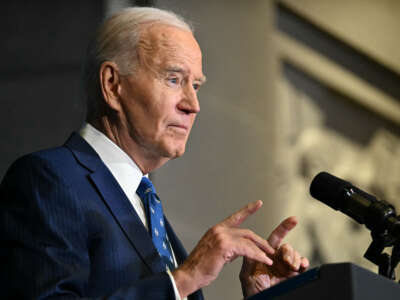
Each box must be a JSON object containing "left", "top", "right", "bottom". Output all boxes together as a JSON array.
[{"left": 64, "top": 133, "right": 166, "bottom": 274}]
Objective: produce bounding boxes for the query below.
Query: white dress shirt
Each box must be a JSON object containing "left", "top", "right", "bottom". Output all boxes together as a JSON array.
[{"left": 80, "top": 123, "right": 184, "bottom": 300}]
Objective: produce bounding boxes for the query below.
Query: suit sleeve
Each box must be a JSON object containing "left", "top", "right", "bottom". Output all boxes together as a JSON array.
[{"left": 0, "top": 155, "right": 176, "bottom": 300}]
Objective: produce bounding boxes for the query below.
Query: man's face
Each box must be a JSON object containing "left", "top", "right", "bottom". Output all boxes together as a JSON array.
[{"left": 118, "top": 24, "right": 205, "bottom": 162}]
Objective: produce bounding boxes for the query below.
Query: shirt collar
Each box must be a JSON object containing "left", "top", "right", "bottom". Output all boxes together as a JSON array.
[{"left": 79, "top": 123, "right": 145, "bottom": 199}]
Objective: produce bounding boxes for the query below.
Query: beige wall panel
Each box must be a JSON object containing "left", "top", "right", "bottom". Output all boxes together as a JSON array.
[
  {"left": 153, "top": 1, "right": 283, "bottom": 299},
  {"left": 282, "top": 0, "right": 400, "bottom": 73},
  {"left": 274, "top": 2, "right": 400, "bottom": 278}
]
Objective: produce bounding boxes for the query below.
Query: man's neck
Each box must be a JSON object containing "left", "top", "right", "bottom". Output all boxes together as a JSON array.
[{"left": 89, "top": 118, "right": 169, "bottom": 174}]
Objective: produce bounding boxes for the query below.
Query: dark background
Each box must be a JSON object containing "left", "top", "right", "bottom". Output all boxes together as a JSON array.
[
  {"left": 1, "top": 1, "right": 104, "bottom": 179},
  {"left": 0, "top": 1, "right": 156, "bottom": 180}
]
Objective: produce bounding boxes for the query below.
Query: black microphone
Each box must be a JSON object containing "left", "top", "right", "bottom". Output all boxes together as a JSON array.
[{"left": 310, "top": 172, "right": 400, "bottom": 238}]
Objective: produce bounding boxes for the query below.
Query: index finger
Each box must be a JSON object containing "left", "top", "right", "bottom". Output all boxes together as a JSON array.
[
  {"left": 220, "top": 200, "right": 263, "bottom": 228},
  {"left": 267, "top": 216, "right": 298, "bottom": 249}
]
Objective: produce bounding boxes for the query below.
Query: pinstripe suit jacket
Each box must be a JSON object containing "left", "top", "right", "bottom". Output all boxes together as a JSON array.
[{"left": 0, "top": 133, "right": 204, "bottom": 300}]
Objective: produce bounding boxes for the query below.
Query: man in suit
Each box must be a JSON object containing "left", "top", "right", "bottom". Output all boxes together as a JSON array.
[{"left": 0, "top": 7, "right": 308, "bottom": 299}]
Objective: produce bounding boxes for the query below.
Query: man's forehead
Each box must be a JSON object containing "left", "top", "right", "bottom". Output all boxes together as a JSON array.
[
  {"left": 138, "top": 23, "right": 204, "bottom": 77},
  {"left": 140, "top": 23, "right": 200, "bottom": 56}
]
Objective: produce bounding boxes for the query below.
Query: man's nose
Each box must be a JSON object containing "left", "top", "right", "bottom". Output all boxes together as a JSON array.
[{"left": 178, "top": 84, "right": 200, "bottom": 114}]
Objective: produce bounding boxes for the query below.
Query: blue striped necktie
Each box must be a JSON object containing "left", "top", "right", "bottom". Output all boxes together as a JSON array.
[{"left": 136, "top": 177, "right": 175, "bottom": 271}]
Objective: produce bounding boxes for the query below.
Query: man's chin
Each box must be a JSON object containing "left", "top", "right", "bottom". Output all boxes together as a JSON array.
[
  {"left": 164, "top": 144, "right": 186, "bottom": 159},
  {"left": 170, "top": 147, "right": 186, "bottom": 159},
  {"left": 154, "top": 136, "right": 188, "bottom": 160},
  {"left": 161, "top": 138, "right": 188, "bottom": 158}
]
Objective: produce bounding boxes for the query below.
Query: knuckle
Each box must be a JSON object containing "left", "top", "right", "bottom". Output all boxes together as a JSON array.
[
  {"left": 242, "top": 229, "right": 253, "bottom": 236},
  {"left": 210, "top": 226, "right": 227, "bottom": 245},
  {"left": 222, "top": 250, "right": 235, "bottom": 262},
  {"left": 218, "top": 239, "right": 229, "bottom": 251},
  {"left": 232, "top": 214, "right": 242, "bottom": 225},
  {"left": 209, "top": 225, "right": 222, "bottom": 235}
]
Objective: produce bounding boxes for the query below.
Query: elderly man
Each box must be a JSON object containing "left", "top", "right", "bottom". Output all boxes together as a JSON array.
[{"left": 0, "top": 7, "right": 308, "bottom": 300}]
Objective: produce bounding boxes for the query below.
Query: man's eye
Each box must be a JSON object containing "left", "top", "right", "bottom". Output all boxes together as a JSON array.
[
  {"left": 193, "top": 83, "right": 200, "bottom": 91},
  {"left": 168, "top": 77, "right": 179, "bottom": 84}
]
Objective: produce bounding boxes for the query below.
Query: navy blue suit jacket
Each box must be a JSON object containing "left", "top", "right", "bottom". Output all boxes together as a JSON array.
[{"left": 0, "top": 133, "right": 204, "bottom": 300}]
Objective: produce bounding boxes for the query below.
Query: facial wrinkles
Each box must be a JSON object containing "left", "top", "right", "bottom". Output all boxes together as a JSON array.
[
  {"left": 136, "top": 27, "right": 172, "bottom": 74},
  {"left": 137, "top": 26, "right": 201, "bottom": 80},
  {"left": 121, "top": 66, "right": 166, "bottom": 148},
  {"left": 135, "top": 32, "right": 198, "bottom": 123},
  {"left": 136, "top": 39, "right": 159, "bottom": 77},
  {"left": 120, "top": 89, "right": 162, "bottom": 160},
  {"left": 120, "top": 25, "right": 201, "bottom": 161}
]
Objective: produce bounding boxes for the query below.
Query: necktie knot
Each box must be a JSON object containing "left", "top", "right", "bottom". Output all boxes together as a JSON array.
[{"left": 137, "top": 177, "right": 156, "bottom": 199}]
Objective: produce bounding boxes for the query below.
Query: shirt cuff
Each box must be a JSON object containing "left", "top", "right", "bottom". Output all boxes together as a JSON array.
[{"left": 167, "top": 269, "right": 182, "bottom": 300}]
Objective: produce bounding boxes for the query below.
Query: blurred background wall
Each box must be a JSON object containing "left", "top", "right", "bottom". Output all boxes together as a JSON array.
[
  {"left": 1, "top": 1, "right": 103, "bottom": 174},
  {"left": 2, "top": 0, "right": 400, "bottom": 299}
]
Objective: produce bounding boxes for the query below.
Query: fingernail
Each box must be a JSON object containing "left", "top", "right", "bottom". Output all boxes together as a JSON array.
[
  {"left": 249, "top": 200, "right": 262, "bottom": 212},
  {"left": 265, "top": 255, "right": 273, "bottom": 265},
  {"left": 284, "top": 254, "right": 290, "bottom": 262},
  {"left": 253, "top": 200, "right": 262, "bottom": 209}
]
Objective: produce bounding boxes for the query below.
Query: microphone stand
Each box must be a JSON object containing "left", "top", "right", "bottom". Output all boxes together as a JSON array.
[{"left": 364, "top": 227, "right": 400, "bottom": 281}]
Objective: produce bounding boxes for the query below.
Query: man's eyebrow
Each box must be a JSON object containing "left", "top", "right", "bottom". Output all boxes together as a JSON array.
[
  {"left": 165, "top": 66, "right": 207, "bottom": 84},
  {"left": 165, "top": 66, "right": 184, "bottom": 73}
]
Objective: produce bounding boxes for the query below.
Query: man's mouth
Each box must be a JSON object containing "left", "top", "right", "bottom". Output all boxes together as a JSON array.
[{"left": 168, "top": 124, "right": 189, "bottom": 133}]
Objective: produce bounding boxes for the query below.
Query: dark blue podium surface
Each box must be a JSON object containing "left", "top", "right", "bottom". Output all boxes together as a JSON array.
[{"left": 248, "top": 263, "right": 400, "bottom": 300}]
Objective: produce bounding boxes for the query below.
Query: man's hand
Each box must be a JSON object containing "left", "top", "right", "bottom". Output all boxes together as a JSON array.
[
  {"left": 239, "top": 217, "right": 309, "bottom": 298},
  {"left": 172, "top": 200, "right": 275, "bottom": 298}
]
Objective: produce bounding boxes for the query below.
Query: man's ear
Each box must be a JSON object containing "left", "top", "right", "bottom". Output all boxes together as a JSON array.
[{"left": 99, "top": 61, "right": 122, "bottom": 112}]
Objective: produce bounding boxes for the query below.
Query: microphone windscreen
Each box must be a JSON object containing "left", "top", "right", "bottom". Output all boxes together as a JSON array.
[{"left": 309, "top": 172, "right": 352, "bottom": 210}]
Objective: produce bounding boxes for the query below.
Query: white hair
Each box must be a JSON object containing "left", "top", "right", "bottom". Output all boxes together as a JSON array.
[{"left": 83, "top": 7, "right": 193, "bottom": 121}]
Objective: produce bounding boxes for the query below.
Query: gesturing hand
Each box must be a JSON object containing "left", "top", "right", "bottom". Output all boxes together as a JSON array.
[
  {"left": 172, "top": 200, "right": 275, "bottom": 298},
  {"left": 239, "top": 216, "right": 309, "bottom": 298}
]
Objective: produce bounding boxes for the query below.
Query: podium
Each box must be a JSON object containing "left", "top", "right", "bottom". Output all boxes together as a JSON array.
[{"left": 248, "top": 263, "right": 400, "bottom": 300}]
